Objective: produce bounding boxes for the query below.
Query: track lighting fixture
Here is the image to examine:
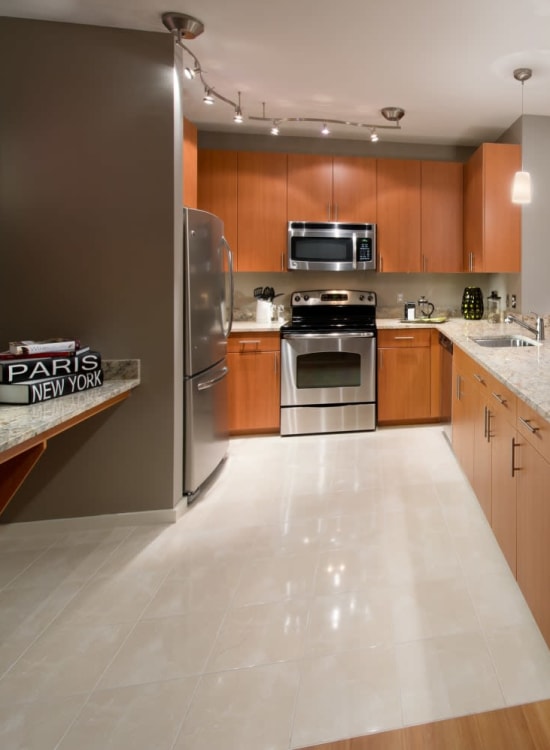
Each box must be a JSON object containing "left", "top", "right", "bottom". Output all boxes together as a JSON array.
[
  {"left": 234, "top": 92, "right": 243, "bottom": 123},
  {"left": 161, "top": 11, "right": 406, "bottom": 141},
  {"left": 511, "top": 67, "right": 532, "bottom": 205}
]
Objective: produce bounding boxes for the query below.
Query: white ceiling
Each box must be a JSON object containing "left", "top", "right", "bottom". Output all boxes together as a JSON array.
[{"left": 3, "top": 0, "right": 550, "bottom": 145}]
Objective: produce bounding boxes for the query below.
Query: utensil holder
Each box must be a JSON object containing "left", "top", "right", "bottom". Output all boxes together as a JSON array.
[{"left": 256, "top": 300, "right": 273, "bottom": 324}]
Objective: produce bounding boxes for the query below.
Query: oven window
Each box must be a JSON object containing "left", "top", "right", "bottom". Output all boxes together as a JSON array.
[{"left": 296, "top": 352, "right": 361, "bottom": 389}]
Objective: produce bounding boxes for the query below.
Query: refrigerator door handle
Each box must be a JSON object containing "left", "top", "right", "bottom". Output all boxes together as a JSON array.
[
  {"left": 222, "top": 236, "right": 234, "bottom": 337},
  {"left": 197, "top": 366, "right": 229, "bottom": 391}
]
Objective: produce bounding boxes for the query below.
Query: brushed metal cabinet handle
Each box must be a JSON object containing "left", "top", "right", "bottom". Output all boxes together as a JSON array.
[
  {"left": 519, "top": 416, "right": 540, "bottom": 434},
  {"left": 512, "top": 438, "right": 521, "bottom": 477},
  {"left": 492, "top": 392, "right": 507, "bottom": 406}
]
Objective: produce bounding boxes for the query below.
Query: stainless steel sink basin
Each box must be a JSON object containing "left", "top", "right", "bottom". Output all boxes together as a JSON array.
[{"left": 473, "top": 335, "right": 538, "bottom": 348}]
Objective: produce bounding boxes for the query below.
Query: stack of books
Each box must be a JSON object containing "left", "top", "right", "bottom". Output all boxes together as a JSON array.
[{"left": 0, "top": 339, "right": 103, "bottom": 405}]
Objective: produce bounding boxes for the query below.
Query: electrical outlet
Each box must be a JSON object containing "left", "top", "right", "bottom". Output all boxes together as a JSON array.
[
  {"left": 397, "top": 293, "right": 404, "bottom": 303},
  {"left": 511, "top": 294, "right": 517, "bottom": 309}
]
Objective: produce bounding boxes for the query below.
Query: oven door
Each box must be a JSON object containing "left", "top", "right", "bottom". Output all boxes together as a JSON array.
[{"left": 281, "top": 331, "right": 376, "bottom": 407}]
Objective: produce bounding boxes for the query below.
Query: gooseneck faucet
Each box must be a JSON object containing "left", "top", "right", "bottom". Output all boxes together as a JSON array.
[{"left": 504, "top": 313, "right": 545, "bottom": 341}]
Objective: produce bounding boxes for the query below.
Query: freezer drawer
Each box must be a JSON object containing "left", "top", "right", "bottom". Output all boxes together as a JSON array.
[{"left": 184, "top": 361, "right": 229, "bottom": 499}]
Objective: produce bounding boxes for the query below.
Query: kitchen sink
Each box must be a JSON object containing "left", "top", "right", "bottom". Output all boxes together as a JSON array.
[{"left": 473, "top": 335, "right": 538, "bottom": 348}]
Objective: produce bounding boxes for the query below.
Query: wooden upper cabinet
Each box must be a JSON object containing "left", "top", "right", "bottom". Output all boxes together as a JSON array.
[
  {"left": 182, "top": 118, "right": 197, "bottom": 208},
  {"left": 287, "top": 154, "right": 376, "bottom": 223},
  {"left": 376, "top": 159, "right": 421, "bottom": 272},
  {"left": 237, "top": 151, "right": 288, "bottom": 272},
  {"left": 197, "top": 149, "right": 238, "bottom": 260},
  {"left": 463, "top": 142, "right": 521, "bottom": 273},
  {"left": 287, "top": 154, "right": 333, "bottom": 221},
  {"left": 332, "top": 157, "right": 377, "bottom": 222},
  {"left": 421, "top": 161, "right": 463, "bottom": 272}
]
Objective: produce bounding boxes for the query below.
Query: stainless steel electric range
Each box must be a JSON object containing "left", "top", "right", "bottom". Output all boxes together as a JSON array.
[{"left": 280, "top": 289, "right": 377, "bottom": 436}]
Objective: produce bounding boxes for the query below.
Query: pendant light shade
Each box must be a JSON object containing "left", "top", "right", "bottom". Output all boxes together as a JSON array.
[
  {"left": 512, "top": 170, "right": 532, "bottom": 204},
  {"left": 512, "top": 67, "right": 532, "bottom": 205}
]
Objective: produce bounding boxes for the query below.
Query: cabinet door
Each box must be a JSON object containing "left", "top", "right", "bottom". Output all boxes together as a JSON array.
[
  {"left": 183, "top": 118, "right": 197, "bottom": 208},
  {"left": 227, "top": 342, "right": 280, "bottom": 434},
  {"left": 237, "top": 152, "right": 287, "bottom": 272},
  {"left": 463, "top": 143, "right": 521, "bottom": 273},
  {"left": 377, "top": 346, "right": 431, "bottom": 423},
  {"left": 517, "top": 440, "right": 550, "bottom": 646},
  {"left": 491, "top": 413, "right": 517, "bottom": 575},
  {"left": 421, "top": 161, "right": 463, "bottom": 272},
  {"left": 451, "top": 350, "right": 477, "bottom": 485},
  {"left": 197, "top": 150, "right": 238, "bottom": 259},
  {"left": 376, "top": 159, "right": 421, "bottom": 272},
  {"left": 472, "top": 391, "right": 492, "bottom": 524},
  {"left": 287, "top": 154, "right": 333, "bottom": 222},
  {"left": 332, "top": 157, "right": 377, "bottom": 222}
]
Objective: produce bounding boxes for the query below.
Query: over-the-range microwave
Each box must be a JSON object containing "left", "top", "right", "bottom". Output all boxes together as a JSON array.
[{"left": 287, "top": 221, "right": 376, "bottom": 272}]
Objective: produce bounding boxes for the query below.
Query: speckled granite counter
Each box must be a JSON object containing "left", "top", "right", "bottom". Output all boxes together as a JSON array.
[
  {"left": 230, "top": 321, "right": 285, "bottom": 333},
  {"left": 0, "top": 359, "right": 140, "bottom": 456}
]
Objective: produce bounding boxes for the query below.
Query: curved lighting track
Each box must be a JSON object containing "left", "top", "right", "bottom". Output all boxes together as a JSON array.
[{"left": 161, "top": 12, "right": 405, "bottom": 138}]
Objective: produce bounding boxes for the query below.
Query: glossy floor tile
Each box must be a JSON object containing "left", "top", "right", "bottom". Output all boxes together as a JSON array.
[{"left": 0, "top": 425, "right": 549, "bottom": 749}]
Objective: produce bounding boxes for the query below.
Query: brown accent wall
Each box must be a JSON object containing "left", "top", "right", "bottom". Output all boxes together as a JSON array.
[{"left": 0, "top": 18, "right": 180, "bottom": 521}]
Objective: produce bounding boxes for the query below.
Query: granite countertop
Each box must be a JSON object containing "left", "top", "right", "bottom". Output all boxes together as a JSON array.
[{"left": 0, "top": 359, "right": 140, "bottom": 455}]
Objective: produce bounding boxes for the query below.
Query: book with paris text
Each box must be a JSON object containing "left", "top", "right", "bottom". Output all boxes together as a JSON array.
[
  {"left": 0, "top": 349, "right": 100, "bottom": 384},
  {"left": 8, "top": 338, "right": 81, "bottom": 356},
  {"left": 0, "top": 369, "right": 104, "bottom": 405}
]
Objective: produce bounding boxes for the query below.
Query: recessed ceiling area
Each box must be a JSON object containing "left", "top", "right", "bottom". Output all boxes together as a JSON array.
[{"left": 2, "top": 0, "right": 550, "bottom": 144}]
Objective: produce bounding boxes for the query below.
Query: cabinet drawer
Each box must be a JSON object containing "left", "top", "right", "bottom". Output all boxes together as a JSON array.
[
  {"left": 378, "top": 329, "right": 431, "bottom": 347},
  {"left": 485, "top": 373, "right": 517, "bottom": 424},
  {"left": 228, "top": 332, "right": 280, "bottom": 353},
  {"left": 517, "top": 399, "right": 550, "bottom": 463}
]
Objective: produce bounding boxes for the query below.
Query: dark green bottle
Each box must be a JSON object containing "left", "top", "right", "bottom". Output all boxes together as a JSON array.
[{"left": 461, "top": 287, "right": 484, "bottom": 320}]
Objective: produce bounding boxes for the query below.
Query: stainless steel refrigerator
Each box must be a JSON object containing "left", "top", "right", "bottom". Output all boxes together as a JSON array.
[{"left": 183, "top": 207, "right": 233, "bottom": 502}]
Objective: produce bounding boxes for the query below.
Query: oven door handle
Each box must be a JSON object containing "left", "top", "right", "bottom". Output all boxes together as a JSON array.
[{"left": 283, "top": 332, "right": 375, "bottom": 340}]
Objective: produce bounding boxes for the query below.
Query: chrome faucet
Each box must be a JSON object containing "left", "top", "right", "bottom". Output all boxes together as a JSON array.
[{"left": 504, "top": 313, "right": 545, "bottom": 341}]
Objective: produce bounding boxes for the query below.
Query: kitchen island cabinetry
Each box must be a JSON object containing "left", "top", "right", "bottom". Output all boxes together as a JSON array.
[
  {"left": 421, "top": 161, "right": 463, "bottom": 272},
  {"left": 376, "top": 159, "right": 421, "bottom": 272},
  {"left": 377, "top": 328, "right": 431, "bottom": 423},
  {"left": 287, "top": 154, "right": 377, "bottom": 223},
  {"left": 463, "top": 142, "right": 521, "bottom": 272},
  {"left": 237, "top": 151, "right": 288, "bottom": 272},
  {"left": 227, "top": 332, "right": 280, "bottom": 434}
]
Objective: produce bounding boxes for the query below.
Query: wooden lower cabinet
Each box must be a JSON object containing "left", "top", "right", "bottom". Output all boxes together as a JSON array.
[
  {"left": 377, "top": 329, "right": 431, "bottom": 423},
  {"left": 227, "top": 332, "right": 280, "bottom": 434},
  {"left": 516, "top": 439, "right": 550, "bottom": 644},
  {"left": 451, "top": 346, "right": 550, "bottom": 644}
]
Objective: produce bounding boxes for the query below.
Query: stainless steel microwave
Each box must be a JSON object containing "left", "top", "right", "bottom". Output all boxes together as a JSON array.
[{"left": 287, "top": 221, "right": 376, "bottom": 271}]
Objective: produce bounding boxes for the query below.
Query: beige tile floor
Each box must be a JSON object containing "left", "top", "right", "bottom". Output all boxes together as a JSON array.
[{"left": 1, "top": 425, "right": 550, "bottom": 749}]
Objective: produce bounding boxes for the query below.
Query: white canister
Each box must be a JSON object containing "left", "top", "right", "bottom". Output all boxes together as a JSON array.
[{"left": 256, "top": 299, "right": 273, "bottom": 324}]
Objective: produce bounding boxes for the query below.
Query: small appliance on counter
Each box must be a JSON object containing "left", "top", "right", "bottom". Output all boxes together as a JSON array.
[
  {"left": 461, "top": 286, "right": 484, "bottom": 320},
  {"left": 486, "top": 291, "right": 502, "bottom": 323}
]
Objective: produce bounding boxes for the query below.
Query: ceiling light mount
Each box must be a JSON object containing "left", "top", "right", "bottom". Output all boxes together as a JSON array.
[
  {"left": 381, "top": 107, "right": 405, "bottom": 123},
  {"left": 513, "top": 67, "right": 532, "bottom": 83},
  {"left": 161, "top": 12, "right": 204, "bottom": 40}
]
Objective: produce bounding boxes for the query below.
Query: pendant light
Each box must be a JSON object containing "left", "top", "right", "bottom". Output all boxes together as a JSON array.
[{"left": 511, "top": 67, "right": 532, "bottom": 205}]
